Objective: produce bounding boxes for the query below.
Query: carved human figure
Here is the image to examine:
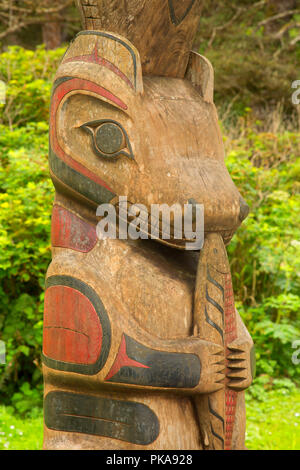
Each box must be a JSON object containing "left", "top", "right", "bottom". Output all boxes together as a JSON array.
[{"left": 43, "top": 0, "right": 254, "bottom": 450}]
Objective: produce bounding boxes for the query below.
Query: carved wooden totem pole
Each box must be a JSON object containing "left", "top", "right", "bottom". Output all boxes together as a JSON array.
[{"left": 43, "top": 0, "right": 255, "bottom": 450}]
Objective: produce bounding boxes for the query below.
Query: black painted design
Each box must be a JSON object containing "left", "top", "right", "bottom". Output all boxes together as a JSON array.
[
  {"left": 205, "top": 267, "right": 224, "bottom": 341},
  {"left": 76, "top": 31, "right": 138, "bottom": 89},
  {"left": 96, "top": 123, "right": 123, "bottom": 154},
  {"left": 42, "top": 276, "right": 111, "bottom": 375},
  {"left": 210, "top": 423, "right": 225, "bottom": 449},
  {"left": 108, "top": 335, "right": 201, "bottom": 389},
  {"left": 209, "top": 394, "right": 225, "bottom": 450},
  {"left": 45, "top": 391, "right": 159, "bottom": 445},
  {"left": 168, "top": 0, "right": 196, "bottom": 26},
  {"left": 206, "top": 286, "right": 224, "bottom": 324},
  {"left": 81, "top": 120, "right": 134, "bottom": 160},
  {"left": 52, "top": 76, "right": 73, "bottom": 95},
  {"left": 208, "top": 398, "right": 225, "bottom": 431},
  {"left": 207, "top": 267, "right": 224, "bottom": 300},
  {"left": 205, "top": 306, "right": 224, "bottom": 342},
  {"left": 49, "top": 146, "right": 116, "bottom": 206}
]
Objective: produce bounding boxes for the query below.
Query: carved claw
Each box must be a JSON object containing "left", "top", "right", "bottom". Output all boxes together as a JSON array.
[
  {"left": 193, "top": 340, "right": 226, "bottom": 394},
  {"left": 227, "top": 339, "right": 255, "bottom": 391}
]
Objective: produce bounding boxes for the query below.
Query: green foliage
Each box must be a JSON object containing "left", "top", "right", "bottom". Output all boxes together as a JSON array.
[
  {"left": 0, "top": 122, "right": 53, "bottom": 409},
  {"left": 0, "top": 45, "right": 66, "bottom": 127},
  {"left": 225, "top": 121, "right": 300, "bottom": 383},
  {"left": 0, "top": 44, "right": 59, "bottom": 411},
  {"left": 0, "top": 405, "right": 43, "bottom": 450},
  {"left": 198, "top": 1, "right": 300, "bottom": 123},
  {"left": 245, "top": 388, "right": 300, "bottom": 450}
]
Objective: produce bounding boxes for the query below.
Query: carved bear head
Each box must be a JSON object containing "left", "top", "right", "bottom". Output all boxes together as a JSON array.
[{"left": 49, "top": 30, "right": 248, "bottom": 248}]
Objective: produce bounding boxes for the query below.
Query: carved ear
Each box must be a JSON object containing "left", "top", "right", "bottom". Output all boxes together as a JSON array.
[
  {"left": 59, "top": 31, "right": 144, "bottom": 94},
  {"left": 185, "top": 51, "right": 214, "bottom": 103}
]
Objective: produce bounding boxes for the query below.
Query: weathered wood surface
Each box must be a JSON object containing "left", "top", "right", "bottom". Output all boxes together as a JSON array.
[
  {"left": 43, "top": 0, "right": 254, "bottom": 450},
  {"left": 75, "top": 0, "right": 203, "bottom": 78},
  {"left": 193, "top": 234, "right": 253, "bottom": 450}
]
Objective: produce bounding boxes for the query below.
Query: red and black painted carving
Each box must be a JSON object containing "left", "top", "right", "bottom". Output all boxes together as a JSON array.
[
  {"left": 81, "top": 119, "right": 134, "bottom": 160},
  {"left": 43, "top": 276, "right": 111, "bottom": 375},
  {"left": 44, "top": 391, "right": 160, "bottom": 446},
  {"left": 75, "top": 32, "right": 138, "bottom": 90},
  {"left": 49, "top": 76, "right": 121, "bottom": 206},
  {"left": 224, "top": 272, "right": 238, "bottom": 450},
  {"left": 105, "top": 334, "right": 201, "bottom": 389},
  {"left": 63, "top": 42, "right": 134, "bottom": 90},
  {"left": 51, "top": 205, "right": 97, "bottom": 252},
  {"left": 209, "top": 397, "right": 225, "bottom": 449}
]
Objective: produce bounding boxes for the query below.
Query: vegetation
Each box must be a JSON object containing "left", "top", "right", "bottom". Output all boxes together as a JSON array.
[
  {"left": 199, "top": 0, "right": 300, "bottom": 125},
  {"left": 0, "top": 0, "right": 299, "bottom": 450},
  {"left": 246, "top": 387, "right": 300, "bottom": 450}
]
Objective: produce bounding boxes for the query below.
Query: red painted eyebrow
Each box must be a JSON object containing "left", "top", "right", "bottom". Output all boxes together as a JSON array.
[
  {"left": 50, "top": 77, "right": 126, "bottom": 191},
  {"left": 54, "top": 77, "right": 128, "bottom": 111},
  {"left": 63, "top": 44, "right": 134, "bottom": 90}
]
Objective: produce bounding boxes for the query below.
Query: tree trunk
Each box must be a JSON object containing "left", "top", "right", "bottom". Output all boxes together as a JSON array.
[
  {"left": 42, "top": 20, "right": 62, "bottom": 50},
  {"left": 42, "top": 0, "right": 63, "bottom": 50}
]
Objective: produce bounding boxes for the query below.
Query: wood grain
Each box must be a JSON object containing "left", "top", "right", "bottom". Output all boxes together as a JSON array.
[{"left": 75, "top": 0, "right": 203, "bottom": 77}]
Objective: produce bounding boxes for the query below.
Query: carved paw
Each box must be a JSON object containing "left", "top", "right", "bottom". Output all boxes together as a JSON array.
[
  {"left": 227, "top": 339, "right": 256, "bottom": 391},
  {"left": 195, "top": 340, "right": 226, "bottom": 394}
]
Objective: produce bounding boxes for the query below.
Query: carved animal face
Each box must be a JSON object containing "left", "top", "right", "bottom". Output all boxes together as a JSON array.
[{"left": 50, "top": 32, "right": 248, "bottom": 247}]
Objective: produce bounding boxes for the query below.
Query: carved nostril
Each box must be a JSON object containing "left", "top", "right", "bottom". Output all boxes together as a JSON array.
[{"left": 239, "top": 197, "right": 250, "bottom": 222}]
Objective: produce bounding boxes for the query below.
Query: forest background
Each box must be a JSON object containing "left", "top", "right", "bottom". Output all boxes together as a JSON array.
[{"left": 0, "top": 0, "right": 299, "bottom": 450}]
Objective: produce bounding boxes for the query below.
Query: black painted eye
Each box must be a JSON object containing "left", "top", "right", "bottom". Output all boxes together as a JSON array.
[
  {"left": 81, "top": 120, "right": 134, "bottom": 160},
  {"left": 95, "top": 123, "right": 124, "bottom": 155}
]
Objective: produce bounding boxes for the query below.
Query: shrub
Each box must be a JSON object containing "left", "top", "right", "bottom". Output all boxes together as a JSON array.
[
  {"left": 226, "top": 122, "right": 300, "bottom": 383},
  {"left": 0, "top": 123, "right": 53, "bottom": 409},
  {"left": 0, "top": 45, "right": 66, "bottom": 128}
]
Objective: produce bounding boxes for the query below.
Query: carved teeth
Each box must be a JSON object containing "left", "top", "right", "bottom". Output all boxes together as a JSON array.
[
  {"left": 227, "top": 360, "right": 246, "bottom": 369},
  {"left": 228, "top": 344, "right": 244, "bottom": 352},
  {"left": 227, "top": 369, "right": 247, "bottom": 380},
  {"left": 227, "top": 353, "right": 246, "bottom": 361}
]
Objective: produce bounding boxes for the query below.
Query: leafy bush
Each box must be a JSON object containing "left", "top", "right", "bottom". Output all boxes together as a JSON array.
[
  {"left": 0, "top": 405, "right": 43, "bottom": 450},
  {"left": 0, "top": 46, "right": 62, "bottom": 411},
  {"left": 0, "top": 45, "right": 66, "bottom": 128},
  {"left": 226, "top": 119, "right": 300, "bottom": 383},
  {"left": 0, "top": 123, "right": 53, "bottom": 410},
  {"left": 198, "top": 1, "right": 300, "bottom": 123}
]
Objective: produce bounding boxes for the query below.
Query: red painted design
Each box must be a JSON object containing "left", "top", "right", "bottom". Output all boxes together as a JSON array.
[
  {"left": 63, "top": 44, "right": 134, "bottom": 89},
  {"left": 50, "top": 77, "right": 127, "bottom": 191},
  {"left": 43, "top": 285, "right": 102, "bottom": 364},
  {"left": 105, "top": 335, "right": 149, "bottom": 381},
  {"left": 224, "top": 272, "right": 238, "bottom": 450},
  {"left": 51, "top": 205, "right": 97, "bottom": 253}
]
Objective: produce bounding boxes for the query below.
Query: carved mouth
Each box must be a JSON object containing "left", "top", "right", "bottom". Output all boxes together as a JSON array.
[{"left": 112, "top": 199, "right": 236, "bottom": 250}]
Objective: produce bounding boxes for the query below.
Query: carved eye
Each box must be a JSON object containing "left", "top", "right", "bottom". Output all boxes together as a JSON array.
[{"left": 80, "top": 120, "right": 134, "bottom": 159}]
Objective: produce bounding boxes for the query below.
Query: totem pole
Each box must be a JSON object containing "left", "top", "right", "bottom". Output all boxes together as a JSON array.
[{"left": 43, "top": 0, "right": 255, "bottom": 450}]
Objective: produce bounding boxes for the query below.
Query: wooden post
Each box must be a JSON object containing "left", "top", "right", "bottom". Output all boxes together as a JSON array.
[{"left": 43, "top": 0, "right": 254, "bottom": 450}]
